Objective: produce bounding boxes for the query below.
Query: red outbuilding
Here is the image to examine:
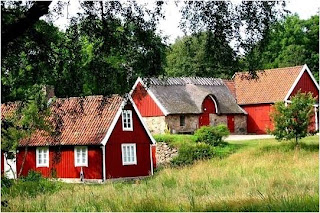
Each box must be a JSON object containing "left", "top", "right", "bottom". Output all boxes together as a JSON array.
[
  {"left": 1, "top": 94, "right": 156, "bottom": 181},
  {"left": 232, "top": 64, "right": 319, "bottom": 134}
]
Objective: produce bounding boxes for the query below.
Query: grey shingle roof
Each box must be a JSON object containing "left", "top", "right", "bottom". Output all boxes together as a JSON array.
[{"left": 144, "top": 77, "right": 245, "bottom": 115}]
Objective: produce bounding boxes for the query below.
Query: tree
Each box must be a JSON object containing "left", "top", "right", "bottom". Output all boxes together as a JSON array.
[
  {"left": 270, "top": 91, "right": 316, "bottom": 146},
  {"left": 165, "top": 32, "right": 238, "bottom": 78},
  {"left": 1, "top": 86, "right": 53, "bottom": 177},
  {"left": 247, "top": 15, "right": 319, "bottom": 80},
  {"left": 179, "top": 1, "right": 287, "bottom": 77}
]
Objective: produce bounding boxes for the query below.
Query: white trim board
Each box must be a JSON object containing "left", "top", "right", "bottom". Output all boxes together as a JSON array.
[
  {"left": 129, "top": 77, "right": 169, "bottom": 116},
  {"left": 208, "top": 95, "right": 219, "bottom": 114},
  {"left": 284, "top": 64, "right": 320, "bottom": 101},
  {"left": 100, "top": 95, "right": 156, "bottom": 146}
]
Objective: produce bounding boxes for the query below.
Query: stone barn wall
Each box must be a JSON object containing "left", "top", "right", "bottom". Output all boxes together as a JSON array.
[
  {"left": 165, "top": 114, "right": 199, "bottom": 134},
  {"left": 143, "top": 116, "right": 166, "bottom": 134},
  {"left": 209, "top": 114, "right": 247, "bottom": 134}
]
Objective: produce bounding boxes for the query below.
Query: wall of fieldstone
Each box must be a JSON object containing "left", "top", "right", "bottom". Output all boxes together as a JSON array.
[
  {"left": 143, "top": 116, "right": 167, "bottom": 134},
  {"left": 234, "top": 115, "right": 247, "bottom": 134},
  {"left": 156, "top": 142, "right": 178, "bottom": 166},
  {"left": 165, "top": 114, "right": 199, "bottom": 134}
]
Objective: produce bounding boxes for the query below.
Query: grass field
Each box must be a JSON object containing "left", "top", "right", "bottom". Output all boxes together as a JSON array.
[{"left": 2, "top": 135, "right": 319, "bottom": 212}]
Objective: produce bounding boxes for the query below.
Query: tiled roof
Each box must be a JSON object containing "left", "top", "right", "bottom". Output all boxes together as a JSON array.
[
  {"left": 142, "top": 77, "right": 245, "bottom": 114},
  {"left": 233, "top": 65, "right": 303, "bottom": 105},
  {"left": 223, "top": 80, "right": 236, "bottom": 99},
  {"left": 1, "top": 95, "right": 123, "bottom": 146}
]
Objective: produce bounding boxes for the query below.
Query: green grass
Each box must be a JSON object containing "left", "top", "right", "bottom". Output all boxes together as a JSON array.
[{"left": 2, "top": 135, "right": 319, "bottom": 212}]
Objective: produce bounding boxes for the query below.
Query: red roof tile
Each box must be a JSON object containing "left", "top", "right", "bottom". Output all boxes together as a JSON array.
[
  {"left": 223, "top": 80, "right": 236, "bottom": 99},
  {"left": 233, "top": 66, "right": 303, "bottom": 105},
  {"left": 1, "top": 95, "right": 123, "bottom": 146}
]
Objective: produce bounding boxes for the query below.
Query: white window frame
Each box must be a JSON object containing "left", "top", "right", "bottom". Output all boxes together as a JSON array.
[
  {"left": 121, "top": 143, "right": 137, "bottom": 165},
  {"left": 74, "top": 146, "right": 88, "bottom": 167},
  {"left": 122, "top": 110, "right": 133, "bottom": 131},
  {"left": 36, "top": 147, "right": 49, "bottom": 168}
]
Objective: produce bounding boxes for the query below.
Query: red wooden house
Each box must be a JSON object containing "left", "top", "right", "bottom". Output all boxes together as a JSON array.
[
  {"left": 131, "top": 77, "right": 247, "bottom": 134},
  {"left": 1, "top": 95, "right": 156, "bottom": 181},
  {"left": 232, "top": 64, "right": 319, "bottom": 134}
]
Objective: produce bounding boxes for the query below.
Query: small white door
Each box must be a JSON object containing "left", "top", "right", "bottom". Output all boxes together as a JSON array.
[{"left": 4, "top": 152, "right": 17, "bottom": 179}]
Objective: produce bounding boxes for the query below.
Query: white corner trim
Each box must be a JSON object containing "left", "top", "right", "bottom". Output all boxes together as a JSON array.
[
  {"left": 284, "top": 64, "right": 319, "bottom": 101},
  {"left": 129, "top": 77, "right": 169, "bottom": 116},
  {"left": 209, "top": 95, "right": 219, "bottom": 114},
  {"left": 100, "top": 96, "right": 156, "bottom": 146},
  {"left": 149, "top": 145, "right": 154, "bottom": 176}
]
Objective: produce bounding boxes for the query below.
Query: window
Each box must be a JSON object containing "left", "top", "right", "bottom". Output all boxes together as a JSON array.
[
  {"left": 121, "top": 144, "right": 137, "bottom": 165},
  {"left": 180, "top": 115, "right": 185, "bottom": 127},
  {"left": 122, "top": 110, "right": 133, "bottom": 131},
  {"left": 74, "top": 146, "right": 88, "bottom": 167},
  {"left": 36, "top": 147, "right": 49, "bottom": 167}
]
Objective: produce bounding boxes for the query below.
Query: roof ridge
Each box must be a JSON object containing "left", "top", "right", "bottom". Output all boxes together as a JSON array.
[
  {"left": 235, "top": 65, "right": 304, "bottom": 75},
  {"left": 147, "top": 76, "right": 224, "bottom": 86}
]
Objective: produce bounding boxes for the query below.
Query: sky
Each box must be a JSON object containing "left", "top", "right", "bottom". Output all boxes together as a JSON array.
[{"left": 51, "top": 0, "right": 320, "bottom": 44}]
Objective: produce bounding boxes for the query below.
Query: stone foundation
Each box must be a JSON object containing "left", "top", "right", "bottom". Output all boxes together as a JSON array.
[
  {"left": 165, "top": 114, "right": 199, "bottom": 134},
  {"left": 156, "top": 142, "right": 178, "bottom": 166},
  {"left": 143, "top": 116, "right": 166, "bottom": 134}
]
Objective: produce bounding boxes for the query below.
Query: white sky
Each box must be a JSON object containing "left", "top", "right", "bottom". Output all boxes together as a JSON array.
[{"left": 51, "top": 0, "right": 320, "bottom": 44}]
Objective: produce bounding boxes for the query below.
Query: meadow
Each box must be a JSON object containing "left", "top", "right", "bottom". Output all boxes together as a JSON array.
[{"left": 1, "top": 135, "right": 319, "bottom": 212}]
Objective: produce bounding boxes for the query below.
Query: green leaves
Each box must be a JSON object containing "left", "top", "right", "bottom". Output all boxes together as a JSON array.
[{"left": 270, "top": 91, "right": 316, "bottom": 145}]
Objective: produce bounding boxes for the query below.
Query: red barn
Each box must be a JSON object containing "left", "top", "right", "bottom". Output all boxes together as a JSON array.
[
  {"left": 1, "top": 95, "right": 156, "bottom": 181},
  {"left": 232, "top": 64, "right": 319, "bottom": 134},
  {"left": 131, "top": 77, "right": 247, "bottom": 134}
]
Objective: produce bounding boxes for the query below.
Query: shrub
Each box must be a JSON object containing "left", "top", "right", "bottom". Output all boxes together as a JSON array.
[
  {"left": 4, "top": 170, "right": 62, "bottom": 198},
  {"left": 1, "top": 175, "right": 14, "bottom": 196},
  {"left": 194, "top": 125, "right": 230, "bottom": 146},
  {"left": 171, "top": 143, "right": 215, "bottom": 166}
]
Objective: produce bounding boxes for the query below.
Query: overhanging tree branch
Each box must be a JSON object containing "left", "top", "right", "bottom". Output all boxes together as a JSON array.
[{"left": 2, "top": 1, "right": 52, "bottom": 47}]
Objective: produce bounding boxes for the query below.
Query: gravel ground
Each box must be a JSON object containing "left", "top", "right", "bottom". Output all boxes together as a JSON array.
[{"left": 225, "top": 134, "right": 275, "bottom": 141}]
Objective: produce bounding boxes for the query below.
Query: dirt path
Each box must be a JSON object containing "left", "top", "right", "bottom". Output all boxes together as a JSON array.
[{"left": 225, "top": 134, "right": 275, "bottom": 141}]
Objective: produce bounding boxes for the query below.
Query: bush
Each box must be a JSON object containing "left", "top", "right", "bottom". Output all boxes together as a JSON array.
[
  {"left": 3, "top": 170, "right": 62, "bottom": 198},
  {"left": 171, "top": 143, "right": 215, "bottom": 166},
  {"left": 1, "top": 175, "right": 14, "bottom": 196},
  {"left": 194, "top": 125, "right": 230, "bottom": 146}
]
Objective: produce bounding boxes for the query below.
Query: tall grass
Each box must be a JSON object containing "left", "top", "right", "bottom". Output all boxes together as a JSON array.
[{"left": 2, "top": 135, "right": 318, "bottom": 212}]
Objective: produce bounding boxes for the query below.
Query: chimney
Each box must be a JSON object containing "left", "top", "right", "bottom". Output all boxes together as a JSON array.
[{"left": 42, "top": 85, "right": 55, "bottom": 100}]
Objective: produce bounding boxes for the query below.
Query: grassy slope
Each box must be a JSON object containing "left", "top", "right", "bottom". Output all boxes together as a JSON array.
[{"left": 2, "top": 135, "right": 319, "bottom": 212}]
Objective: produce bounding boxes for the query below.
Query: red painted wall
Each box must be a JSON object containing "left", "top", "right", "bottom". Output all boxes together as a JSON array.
[
  {"left": 1, "top": 152, "right": 4, "bottom": 174},
  {"left": 227, "top": 115, "right": 235, "bottom": 133},
  {"left": 242, "top": 104, "right": 274, "bottom": 134},
  {"left": 199, "top": 96, "right": 216, "bottom": 127},
  {"left": 151, "top": 145, "right": 157, "bottom": 169},
  {"left": 106, "top": 103, "right": 152, "bottom": 179},
  {"left": 131, "top": 82, "right": 164, "bottom": 117},
  {"left": 290, "top": 71, "right": 319, "bottom": 100},
  {"left": 16, "top": 146, "right": 102, "bottom": 179}
]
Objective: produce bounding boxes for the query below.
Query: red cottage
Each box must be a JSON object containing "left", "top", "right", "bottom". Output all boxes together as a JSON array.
[
  {"left": 131, "top": 77, "right": 247, "bottom": 134},
  {"left": 232, "top": 64, "right": 319, "bottom": 134},
  {"left": 1, "top": 95, "right": 156, "bottom": 181}
]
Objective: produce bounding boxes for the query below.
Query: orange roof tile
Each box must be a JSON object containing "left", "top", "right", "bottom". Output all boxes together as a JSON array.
[
  {"left": 223, "top": 80, "right": 236, "bottom": 99},
  {"left": 1, "top": 95, "right": 123, "bottom": 146},
  {"left": 233, "top": 65, "right": 304, "bottom": 105}
]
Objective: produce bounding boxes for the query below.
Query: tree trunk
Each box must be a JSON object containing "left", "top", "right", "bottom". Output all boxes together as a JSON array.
[{"left": 17, "top": 146, "right": 28, "bottom": 178}]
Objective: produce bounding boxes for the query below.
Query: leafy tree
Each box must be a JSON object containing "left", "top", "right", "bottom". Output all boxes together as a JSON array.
[
  {"left": 247, "top": 15, "right": 319, "bottom": 80},
  {"left": 179, "top": 1, "right": 287, "bottom": 77},
  {"left": 270, "top": 91, "right": 316, "bottom": 146},
  {"left": 166, "top": 32, "right": 238, "bottom": 78},
  {"left": 1, "top": 86, "right": 53, "bottom": 177}
]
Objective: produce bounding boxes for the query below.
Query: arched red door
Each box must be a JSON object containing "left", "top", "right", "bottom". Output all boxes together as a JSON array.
[{"left": 199, "top": 96, "right": 216, "bottom": 127}]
